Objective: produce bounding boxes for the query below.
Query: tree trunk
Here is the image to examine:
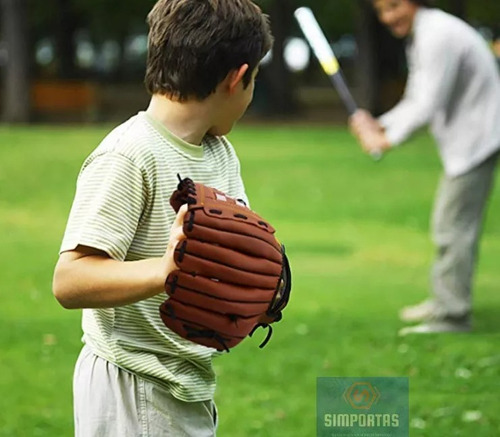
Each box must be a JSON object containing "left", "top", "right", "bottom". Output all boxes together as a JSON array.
[
  {"left": 265, "top": 0, "right": 297, "bottom": 115},
  {"left": 0, "top": 0, "right": 30, "bottom": 123},
  {"left": 55, "top": 0, "right": 78, "bottom": 79}
]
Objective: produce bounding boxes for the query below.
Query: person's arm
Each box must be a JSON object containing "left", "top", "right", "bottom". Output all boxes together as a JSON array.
[
  {"left": 52, "top": 205, "right": 187, "bottom": 309},
  {"left": 379, "top": 30, "right": 461, "bottom": 145}
]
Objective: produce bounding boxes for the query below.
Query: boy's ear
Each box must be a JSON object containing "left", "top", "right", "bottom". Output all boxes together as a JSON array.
[{"left": 226, "top": 64, "right": 249, "bottom": 94}]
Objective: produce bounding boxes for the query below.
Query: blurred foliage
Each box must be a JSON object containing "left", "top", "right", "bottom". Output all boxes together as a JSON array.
[
  {"left": 256, "top": 0, "right": 357, "bottom": 38},
  {"left": 19, "top": 0, "right": 499, "bottom": 116},
  {"left": 72, "top": 0, "right": 156, "bottom": 39},
  {"left": 28, "top": 0, "right": 155, "bottom": 41},
  {"left": 438, "top": 0, "right": 500, "bottom": 28},
  {"left": 256, "top": 0, "right": 499, "bottom": 35},
  {"left": 27, "top": 0, "right": 500, "bottom": 43}
]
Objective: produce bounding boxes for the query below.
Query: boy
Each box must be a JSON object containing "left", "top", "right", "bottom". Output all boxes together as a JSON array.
[
  {"left": 52, "top": 0, "right": 273, "bottom": 435},
  {"left": 350, "top": 0, "right": 500, "bottom": 335}
]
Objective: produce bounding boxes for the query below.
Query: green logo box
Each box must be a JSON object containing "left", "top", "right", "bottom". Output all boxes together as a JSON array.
[{"left": 317, "top": 377, "right": 409, "bottom": 437}]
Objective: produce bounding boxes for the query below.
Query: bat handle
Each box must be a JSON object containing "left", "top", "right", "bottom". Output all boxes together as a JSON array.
[
  {"left": 330, "top": 74, "right": 384, "bottom": 162},
  {"left": 330, "top": 73, "right": 358, "bottom": 116}
]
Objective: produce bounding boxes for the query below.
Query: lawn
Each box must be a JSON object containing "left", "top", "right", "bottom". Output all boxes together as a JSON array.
[{"left": 0, "top": 123, "right": 499, "bottom": 436}]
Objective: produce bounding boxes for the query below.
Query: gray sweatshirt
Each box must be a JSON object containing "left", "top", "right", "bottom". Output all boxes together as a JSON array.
[{"left": 379, "top": 8, "right": 500, "bottom": 176}]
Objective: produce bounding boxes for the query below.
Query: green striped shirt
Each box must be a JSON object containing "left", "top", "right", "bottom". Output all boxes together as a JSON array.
[{"left": 60, "top": 111, "right": 248, "bottom": 402}]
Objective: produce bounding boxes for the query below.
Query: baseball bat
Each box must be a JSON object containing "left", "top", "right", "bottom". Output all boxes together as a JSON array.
[{"left": 294, "top": 7, "right": 382, "bottom": 160}]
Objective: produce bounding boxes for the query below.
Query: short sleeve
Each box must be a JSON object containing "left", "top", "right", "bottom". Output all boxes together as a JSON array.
[{"left": 60, "top": 152, "right": 146, "bottom": 260}]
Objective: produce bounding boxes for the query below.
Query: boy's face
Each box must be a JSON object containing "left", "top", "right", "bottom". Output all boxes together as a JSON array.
[
  {"left": 373, "top": 0, "right": 419, "bottom": 38},
  {"left": 209, "top": 66, "right": 259, "bottom": 136}
]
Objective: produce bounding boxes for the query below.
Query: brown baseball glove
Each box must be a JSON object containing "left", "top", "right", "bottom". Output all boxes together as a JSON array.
[{"left": 160, "top": 176, "right": 291, "bottom": 352}]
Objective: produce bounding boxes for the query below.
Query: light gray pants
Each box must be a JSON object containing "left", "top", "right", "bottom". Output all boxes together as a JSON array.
[
  {"left": 73, "top": 345, "right": 218, "bottom": 437},
  {"left": 431, "top": 151, "right": 499, "bottom": 320}
]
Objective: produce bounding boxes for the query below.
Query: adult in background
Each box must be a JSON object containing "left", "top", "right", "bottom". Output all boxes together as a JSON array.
[{"left": 350, "top": 0, "right": 500, "bottom": 335}]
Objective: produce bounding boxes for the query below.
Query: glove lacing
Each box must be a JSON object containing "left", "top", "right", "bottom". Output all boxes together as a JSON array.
[
  {"left": 249, "top": 323, "right": 274, "bottom": 349},
  {"left": 184, "top": 325, "right": 232, "bottom": 353}
]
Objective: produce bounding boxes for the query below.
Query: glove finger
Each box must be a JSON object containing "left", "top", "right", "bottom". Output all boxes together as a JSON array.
[
  {"left": 175, "top": 240, "right": 282, "bottom": 287},
  {"left": 184, "top": 209, "right": 280, "bottom": 250},
  {"left": 167, "top": 270, "right": 277, "bottom": 302},
  {"left": 160, "top": 299, "right": 259, "bottom": 339},
  {"left": 184, "top": 220, "right": 282, "bottom": 262},
  {"left": 178, "top": 239, "right": 282, "bottom": 276},
  {"left": 160, "top": 316, "right": 242, "bottom": 351},
  {"left": 175, "top": 253, "right": 280, "bottom": 288},
  {"left": 166, "top": 271, "right": 274, "bottom": 317},
  {"left": 160, "top": 301, "right": 239, "bottom": 350}
]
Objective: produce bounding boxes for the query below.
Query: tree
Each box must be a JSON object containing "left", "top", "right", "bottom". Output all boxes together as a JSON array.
[
  {"left": 54, "top": 0, "right": 80, "bottom": 79},
  {"left": 73, "top": 0, "right": 155, "bottom": 80},
  {"left": 264, "top": 0, "right": 297, "bottom": 115},
  {"left": 0, "top": 0, "right": 30, "bottom": 123}
]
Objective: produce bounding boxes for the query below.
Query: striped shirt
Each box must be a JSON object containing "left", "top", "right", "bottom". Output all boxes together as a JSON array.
[
  {"left": 60, "top": 111, "right": 248, "bottom": 402},
  {"left": 379, "top": 8, "right": 500, "bottom": 176}
]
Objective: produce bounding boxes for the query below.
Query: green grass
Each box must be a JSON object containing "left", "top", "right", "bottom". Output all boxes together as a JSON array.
[{"left": 0, "top": 123, "right": 499, "bottom": 436}]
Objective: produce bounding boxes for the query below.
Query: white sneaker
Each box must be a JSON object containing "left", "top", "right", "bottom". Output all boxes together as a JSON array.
[
  {"left": 399, "top": 300, "right": 437, "bottom": 323},
  {"left": 398, "top": 320, "right": 471, "bottom": 336}
]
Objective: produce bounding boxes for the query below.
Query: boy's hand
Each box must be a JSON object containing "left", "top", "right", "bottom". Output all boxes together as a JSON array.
[
  {"left": 349, "top": 109, "right": 391, "bottom": 155},
  {"left": 162, "top": 204, "right": 188, "bottom": 278}
]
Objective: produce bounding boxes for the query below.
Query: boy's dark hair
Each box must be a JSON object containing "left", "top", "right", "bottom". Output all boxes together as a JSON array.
[{"left": 145, "top": 0, "right": 273, "bottom": 101}]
